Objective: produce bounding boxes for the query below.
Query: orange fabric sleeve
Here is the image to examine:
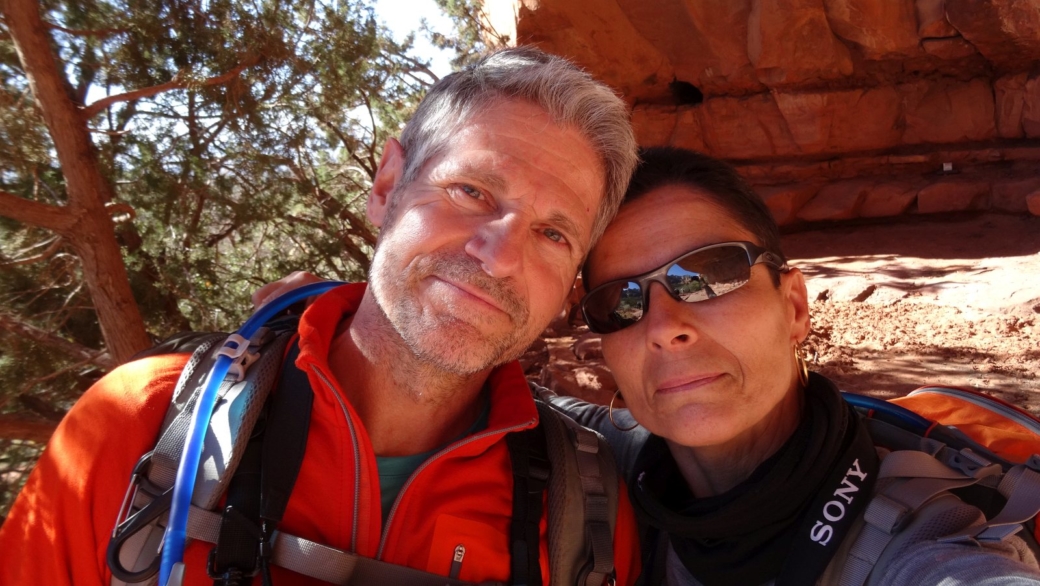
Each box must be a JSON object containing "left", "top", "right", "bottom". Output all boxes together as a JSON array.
[{"left": 0, "top": 355, "right": 188, "bottom": 586}]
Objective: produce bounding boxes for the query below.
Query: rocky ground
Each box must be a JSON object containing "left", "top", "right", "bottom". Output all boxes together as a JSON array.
[{"left": 523, "top": 212, "right": 1040, "bottom": 416}]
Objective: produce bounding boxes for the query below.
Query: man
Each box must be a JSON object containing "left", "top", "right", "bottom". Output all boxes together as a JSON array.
[{"left": 0, "top": 47, "right": 640, "bottom": 585}]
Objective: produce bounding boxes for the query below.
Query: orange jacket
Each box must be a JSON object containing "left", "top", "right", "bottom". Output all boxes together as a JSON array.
[{"left": 0, "top": 283, "right": 640, "bottom": 585}]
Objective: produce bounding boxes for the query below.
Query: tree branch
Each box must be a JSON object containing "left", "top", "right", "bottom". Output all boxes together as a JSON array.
[
  {"left": 46, "top": 23, "right": 129, "bottom": 37},
  {"left": 105, "top": 201, "right": 136, "bottom": 221},
  {"left": 0, "top": 414, "right": 57, "bottom": 442},
  {"left": 389, "top": 50, "right": 440, "bottom": 84},
  {"left": 0, "top": 311, "right": 115, "bottom": 369},
  {"left": 5, "top": 0, "right": 154, "bottom": 362},
  {"left": 18, "top": 393, "right": 67, "bottom": 422},
  {"left": 0, "top": 236, "right": 64, "bottom": 267},
  {"left": 82, "top": 55, "right": 263, "bottom": 118},
  {"left": 0, "top": 190, "right": 75, "bottom": 234}
]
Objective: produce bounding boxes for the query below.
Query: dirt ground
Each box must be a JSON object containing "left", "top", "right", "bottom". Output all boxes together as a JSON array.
[{"left": 785, "top": 212, "right": 1040, "bottom": 415}]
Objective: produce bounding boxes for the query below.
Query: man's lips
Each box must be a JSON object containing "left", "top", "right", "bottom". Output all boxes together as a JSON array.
[
  {"left": 434, "top": 277, "right": 508, "bottom": 313},
  {"left": 656, "top": 372, "right": 724, "bottom": 395}
]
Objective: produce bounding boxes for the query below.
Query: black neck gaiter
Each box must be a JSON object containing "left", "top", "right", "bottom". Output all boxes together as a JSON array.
[{"left": 630, "top": 374, "right": 878, "bottom": 586}]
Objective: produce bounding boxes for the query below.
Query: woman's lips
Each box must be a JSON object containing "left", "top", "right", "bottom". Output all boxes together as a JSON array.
[{"left": 656, "top": 372, "right": 724, "bottom": 395}]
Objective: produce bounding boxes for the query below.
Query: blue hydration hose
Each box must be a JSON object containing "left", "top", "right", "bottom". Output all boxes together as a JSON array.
[
  {"left": 841, "top": 391, "right": 932, "bottom": 433},
  {"left": 159, "top": 281, "right": 345, "bottom": 586}
]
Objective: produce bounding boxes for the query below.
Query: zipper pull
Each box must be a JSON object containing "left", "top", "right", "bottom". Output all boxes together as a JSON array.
[{"left": 449, "top": 544, "right": 466, "bottom": 579}]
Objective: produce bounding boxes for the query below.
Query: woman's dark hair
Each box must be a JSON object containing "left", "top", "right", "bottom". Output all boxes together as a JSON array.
[{"left": 584, "top": 146, "right": 787, "bottom": 286}]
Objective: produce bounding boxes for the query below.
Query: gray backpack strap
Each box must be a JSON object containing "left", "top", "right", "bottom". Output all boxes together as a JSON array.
[
  {"left": 110, "top": 500, "right": 491, "bottom": 585},
  {"left": 178, "top": 504, "right": 497, "bottom": 585},
  {"left": 535, "top": 401, "right": 620, "bottom": 586},
  {"left": 151, "top": 327, "right": 288, "bottom": 508},
  {"left": 837, "top": 448, "right": 1009, "bottom": 586},
  {"left": 939, "top": 457, "right": 1040, "bottom": 545},
  {"left": 109, "top": 329, "right": 290, "bottom": 585}
]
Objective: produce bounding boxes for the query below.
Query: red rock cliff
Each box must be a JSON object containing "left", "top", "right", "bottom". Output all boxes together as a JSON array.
[{"left": 486, "top": 0, "right": 1040, "bottom": 223}]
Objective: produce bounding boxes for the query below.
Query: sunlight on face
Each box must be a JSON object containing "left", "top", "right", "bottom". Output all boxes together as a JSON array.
[{"left": 587, "top": 186, "right": 805, "bottom": 449}]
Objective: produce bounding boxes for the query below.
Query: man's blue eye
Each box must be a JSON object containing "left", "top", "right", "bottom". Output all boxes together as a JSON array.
[
  {"left": 461, "top": 185, "right": 482, "bottom": 199},
  {"left": 544, "top": 229, "right": 564, "bottom": 243}
]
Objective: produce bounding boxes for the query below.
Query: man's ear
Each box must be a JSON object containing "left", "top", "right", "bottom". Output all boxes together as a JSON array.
[
  {"left": 558, "top": 275, "right": 581, "bottom": 316},
  {"left": 781, "top": 268, "right": 811, "bottom": 344},
  {"left": 367, "top": 138, "right": 405, "bottom": 228}
]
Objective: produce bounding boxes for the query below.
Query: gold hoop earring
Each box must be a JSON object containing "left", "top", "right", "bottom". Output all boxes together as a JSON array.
[
  {"left": 609, "top": 390, "right": 639, "bottom": 432},
  {"left": 794, "top": 343, "right": 810, "bottom": 388}
]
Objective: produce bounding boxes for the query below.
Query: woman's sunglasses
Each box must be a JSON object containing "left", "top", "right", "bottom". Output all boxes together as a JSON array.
[{"left": 580, "top": 241, "right": 788, "bottom": 334}]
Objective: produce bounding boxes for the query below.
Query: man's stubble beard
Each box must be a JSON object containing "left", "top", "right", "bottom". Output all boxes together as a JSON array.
[{"left": 368, "top": 240, "right": 537, "bottom": 376}]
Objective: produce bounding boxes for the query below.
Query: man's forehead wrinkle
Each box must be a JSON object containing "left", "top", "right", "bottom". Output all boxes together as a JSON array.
[
  {"left": 435, "top": 158, "right": 508, "bottom": 193},
  {"left": 518, "top": 107, "right": 553, "bottom": 135},
  {"left": 439, "top": 157, "right": 590, "bottom": 240}
]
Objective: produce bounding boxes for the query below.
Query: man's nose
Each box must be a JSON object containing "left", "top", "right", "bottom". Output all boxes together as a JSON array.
[{"left": 464, "top": 215, "right": 525, "bottom": 279}]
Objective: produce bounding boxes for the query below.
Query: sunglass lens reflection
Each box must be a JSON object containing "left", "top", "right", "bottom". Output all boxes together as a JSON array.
[
  {"left": 584, "top": 281, "right": 643, "bottom": 332},
  {"left": 670, "top": 247, "right": 751, "bottom": 300},
  {"left": 614, "top": 282, "right": 644, "bottom": 323}
]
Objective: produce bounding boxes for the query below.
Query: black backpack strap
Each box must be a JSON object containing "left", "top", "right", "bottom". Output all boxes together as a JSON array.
[
  {"left": 507, "top": 422, "right": 550, "bottom": 586},
  {"left": 207, "top": 339, "right": 313, "bottom": 586},
  {"left": 634, "top": 526, "right": 668, "bottom": 586},
  {"left": 258, "top": 340, "right": 313, "bottom": 583},
  {"left": 208, "top": 426, "right": 265, "bottom": 585}
]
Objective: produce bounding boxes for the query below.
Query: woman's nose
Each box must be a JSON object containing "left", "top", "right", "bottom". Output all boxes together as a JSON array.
[{"left": 643, "top": 282, "right": 700, "bottom": 349}]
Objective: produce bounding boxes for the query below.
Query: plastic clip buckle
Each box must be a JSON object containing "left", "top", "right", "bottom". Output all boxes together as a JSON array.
[
  {"left": 1027, "top": 454, "right": 1040, "bottom": 473},
  {"left": 950, "top": 448, "right": 1000, "bottom": 479},
  {"left": 112, "top": 451, "right": 164, "bottom": 536},
  {"left": 218, "top": 333, "right": 259, "bottom": 382},
  {"left": 106, "top": 483, "right": 173, "bottom": 583}
]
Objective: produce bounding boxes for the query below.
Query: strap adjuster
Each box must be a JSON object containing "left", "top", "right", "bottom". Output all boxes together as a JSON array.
[
  {"left": 218, "top": 333, "right": 261, "bottom": 382},
  {"left": 1027, "top": 454, "right": 1040, "bottom": 473},
  {"left": 946, "top": 448, "right": 1001, "bottom": 479}
]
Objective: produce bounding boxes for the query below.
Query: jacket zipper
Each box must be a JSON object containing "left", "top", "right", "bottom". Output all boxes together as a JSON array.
[
  {"left": 311, "top": 365, "right": 362, "bottom": 551},
  {"left": 449, "top": 544, "right": 466, "bottom": 579},
  {"left": 376, "top": 418, "right": 537, "bottom": 559}
]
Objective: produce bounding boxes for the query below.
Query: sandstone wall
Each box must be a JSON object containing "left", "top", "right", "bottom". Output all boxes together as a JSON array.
[{"left": 493, "top": 0, "right": 1040, "bottom": 224}]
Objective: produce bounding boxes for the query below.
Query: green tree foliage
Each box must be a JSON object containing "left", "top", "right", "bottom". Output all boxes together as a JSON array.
[
  {"left": 0, "top": 0, "right": 470, "bottom": 486},
  {"left": 426, "top": 0, "right": 508, "bottom": 68}
]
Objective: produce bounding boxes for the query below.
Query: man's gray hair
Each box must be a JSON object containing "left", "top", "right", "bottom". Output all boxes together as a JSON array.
[{"left": 398, "top": 46, "right": 637, "bottom": 245}]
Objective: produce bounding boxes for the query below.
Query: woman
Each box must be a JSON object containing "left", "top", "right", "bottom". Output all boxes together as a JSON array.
[{"left": 546, "top": 146, "right": 1040, "bottom": 585}]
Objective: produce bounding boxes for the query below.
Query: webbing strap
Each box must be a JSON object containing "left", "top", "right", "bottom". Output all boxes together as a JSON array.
[
  {"left": 209, "top": 430, "right": 264, "bottom": 584},
  {"left": 880, "top": 448, "right": 1001, "bottom": 481},
  {"left": 208, "top": 340, "right": 313, "bottom": 584},
  {"left": 838, "top": 449, "right": 998, "bottom": 586},
  {"left": 259, "top": 343, "right": 312, "bottom": 524},
  {"left": 572, "top": 425, "right": 614, "bottom": 586},
  {"left": 175, "top": 504, "right": 489, "bottom": 585},
  {"left": 533, "top": 400, "right": 618, "bottom": 586},
  {"left": 506, "top": 424, "right": 549, "bottom": 586},
  {"left": 939, "top": 464, "right": 1040, "bottom": 545}
]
